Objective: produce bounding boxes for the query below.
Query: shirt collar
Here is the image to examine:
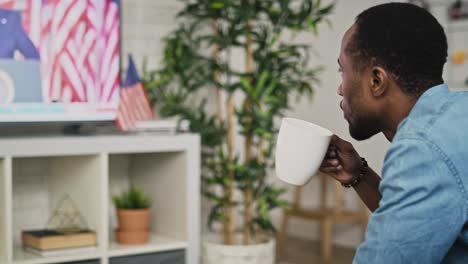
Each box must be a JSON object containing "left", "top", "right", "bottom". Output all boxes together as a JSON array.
[
  {"left": 418, "top": 83, "right": 448, "bottom": 99},
  {"left": 396, "top": 83, "right": 448, "bottom": 132}
]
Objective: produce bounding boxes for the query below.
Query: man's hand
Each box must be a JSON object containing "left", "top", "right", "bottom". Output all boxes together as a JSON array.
[{"left": 320, "top": 135, "right": 363, "bottom": 184}]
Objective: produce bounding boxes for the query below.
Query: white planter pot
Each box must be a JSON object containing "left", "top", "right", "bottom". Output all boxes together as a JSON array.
[{"left": 202, "top": 234, "right": 275, "bottom": 264}]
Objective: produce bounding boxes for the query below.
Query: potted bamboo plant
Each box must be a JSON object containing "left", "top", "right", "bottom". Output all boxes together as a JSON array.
[
  {"left": 142, "top": 0, "right": 334, "bottom": 263},
  {"left": 113, "top": 186, "right": 151, "bottom": 245}
]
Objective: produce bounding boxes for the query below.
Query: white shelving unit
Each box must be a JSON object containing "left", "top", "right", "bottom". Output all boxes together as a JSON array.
[
  {"left": 108, "top": 234, "right": 187, "bottom": 258},
  {"left": 0, "top": 134, "right": 200, "bottom": 264}
]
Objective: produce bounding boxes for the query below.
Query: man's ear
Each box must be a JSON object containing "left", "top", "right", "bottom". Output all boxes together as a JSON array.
[{"left": 370, "top": 66, "right": 388, "bottom": 97}]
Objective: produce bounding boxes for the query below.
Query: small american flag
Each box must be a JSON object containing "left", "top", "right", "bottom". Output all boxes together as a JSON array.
[{"left": 116, "top": 55, "right": 154, "bottom": 131}]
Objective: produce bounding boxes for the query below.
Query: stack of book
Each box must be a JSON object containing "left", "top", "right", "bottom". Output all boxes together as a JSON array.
[
  {"left": 129, "top": 119, "right": 190, "bottom": 134},
  {"left": 22, "top": 229, "right": 97, "bottom": 257}
]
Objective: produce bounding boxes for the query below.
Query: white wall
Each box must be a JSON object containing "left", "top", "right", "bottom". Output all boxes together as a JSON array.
[{"left": 121, "top": 0, "right": 184, "bottom": 71}]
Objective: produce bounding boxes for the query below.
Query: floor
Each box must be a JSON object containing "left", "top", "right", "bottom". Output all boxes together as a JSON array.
[{"left": 277, "top": 236, "right": 356, "bottom": 264}]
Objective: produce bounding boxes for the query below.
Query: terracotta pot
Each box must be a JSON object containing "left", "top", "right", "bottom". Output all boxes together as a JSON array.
[
  {"left": 116, "top": 229, "right": 150, "bottom": 245},
  {"left": 116, "top": 209, "right": 150, "bottom": 244},
  {"left": 117, "top": 209, "right": 150, "bottom": 231}
]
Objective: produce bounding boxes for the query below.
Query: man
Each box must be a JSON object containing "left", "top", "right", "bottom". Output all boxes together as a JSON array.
[{"left": 320, "top": 3, "right": 468, "bottom": 263}]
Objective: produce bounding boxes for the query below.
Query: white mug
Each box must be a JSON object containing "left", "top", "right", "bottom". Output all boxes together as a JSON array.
[{"left": 275, "top": 118, "right": 333, "bottom": 185}]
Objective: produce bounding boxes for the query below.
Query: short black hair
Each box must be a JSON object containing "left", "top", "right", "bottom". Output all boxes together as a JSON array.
[{"left": 346, "top": 3, "right": 448, "bottom": 97}]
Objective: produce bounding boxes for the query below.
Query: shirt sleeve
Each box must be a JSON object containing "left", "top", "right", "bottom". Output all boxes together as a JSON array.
[{"left": 353, "top": 137, "right": 466, "bottom": 264}]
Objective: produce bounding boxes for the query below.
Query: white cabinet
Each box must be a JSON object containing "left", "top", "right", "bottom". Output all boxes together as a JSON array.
[{"left": 0, "top": 134, "right": 200, "bottom": 264}]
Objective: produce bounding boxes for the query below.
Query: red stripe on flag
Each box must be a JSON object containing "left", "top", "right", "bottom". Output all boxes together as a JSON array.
[{"left": 116, "top": 83, "right": 153, "bottom": 131}]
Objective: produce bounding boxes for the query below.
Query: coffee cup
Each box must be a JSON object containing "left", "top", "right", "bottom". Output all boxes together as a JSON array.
[{"left": 275, "top": 118, "right": 333, "bottom": 185}]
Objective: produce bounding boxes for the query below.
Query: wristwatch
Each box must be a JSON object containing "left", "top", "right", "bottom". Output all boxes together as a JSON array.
[{"left": 342, "top": 157, "right": 368, "bottom": 188}]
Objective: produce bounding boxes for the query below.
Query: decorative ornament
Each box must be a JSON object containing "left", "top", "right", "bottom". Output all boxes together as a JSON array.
[{"left": 45, "top": 194, "right": 90, "bottom": 233}]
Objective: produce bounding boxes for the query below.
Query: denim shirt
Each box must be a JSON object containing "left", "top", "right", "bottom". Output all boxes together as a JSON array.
[{"left": 353, "top": 84, "right": 468, "bottom": 264}]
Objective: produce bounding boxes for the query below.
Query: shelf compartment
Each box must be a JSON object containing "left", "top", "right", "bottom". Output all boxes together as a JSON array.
[
  {"left": 11, "top": 155, "right": 105, "bottom": 263},
  {"left": 108, "top": 152, "right": 188, "bottom": 246}
]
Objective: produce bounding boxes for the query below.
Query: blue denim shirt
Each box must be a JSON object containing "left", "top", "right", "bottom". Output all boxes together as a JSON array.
[{"left": 353, "top": 84, "right": 468, "bottom": 264}]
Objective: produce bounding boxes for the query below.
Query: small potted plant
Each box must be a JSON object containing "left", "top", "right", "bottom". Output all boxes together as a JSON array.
[{"left": 113, "top": 185, "right": 151, "bottom": 245}]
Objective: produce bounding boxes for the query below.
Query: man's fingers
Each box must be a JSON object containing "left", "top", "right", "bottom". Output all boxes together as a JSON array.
[
  {"left": 330, "top": 135, "right": 342, "bottom": 145},
  {"left": 330, "top": 134, "right": 352, "bottom": 151},
  {"left": 326, "top": 149, "right": 337, "bottom": 158},
  {"left": 321, "top": 158, "right": 339, "bottom": 167},
  {"left": 320, "top": 164, "right": 343, "bottom": 174},
  {"left": 320, "top": 167, "right": 338, "bottom": 174}
]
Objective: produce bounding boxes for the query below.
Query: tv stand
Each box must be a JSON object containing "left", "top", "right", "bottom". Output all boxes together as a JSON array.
[{"left": 62, "top": 124, "right": 82, "bottom": 135}]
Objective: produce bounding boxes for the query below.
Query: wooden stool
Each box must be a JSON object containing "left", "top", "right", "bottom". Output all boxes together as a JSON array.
[{"left": 277, "top": 173, "right": 369, "bottom": 263}]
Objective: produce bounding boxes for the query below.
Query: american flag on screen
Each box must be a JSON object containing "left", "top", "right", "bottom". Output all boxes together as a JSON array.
[
  {"left": 115, "top": 55, "right": 153, "bottom": 131},
  {"left": 1, "top": 0, "right": 120, "bottom": 104}
]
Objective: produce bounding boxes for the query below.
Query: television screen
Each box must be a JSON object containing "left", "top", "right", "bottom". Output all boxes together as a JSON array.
[{"left": 0, "top": 0, "right": 120, "bottom": 122}]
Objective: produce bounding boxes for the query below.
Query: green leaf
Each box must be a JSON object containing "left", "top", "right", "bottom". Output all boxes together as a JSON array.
[
  {"left": 319, "top": 3, "right": 335, "bottom": 16},
  {"left": 315, "top": 0, "right": 322, "bottom": 9},
  {"left": 208, "top": 204, "right": 226, "bottom": 230},
  {"left": 241, "top": 77, "right": 255, "bottom": 96},
  {"left": 211, "top": 3, "right": 224, "bottom": 10},
  {"left": 112, "top": 186, "right": 151, "bottom": 209},
  {"left": 255, "top": 71, "right": 270, "bottom": 98}
]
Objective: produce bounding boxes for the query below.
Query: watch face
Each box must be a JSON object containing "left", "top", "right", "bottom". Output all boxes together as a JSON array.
[{"left": 0, "top": 70, "right": 15, "bottom": 105}]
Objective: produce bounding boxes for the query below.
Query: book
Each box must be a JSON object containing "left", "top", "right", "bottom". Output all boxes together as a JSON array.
[
  {"left": 130, "top": 119, "right": 190, "bottom": 133},
  {"left": 22, "top": 229, "right": 97, "bottom": 251},
  {"left": 23, "top": 245, "right": 97, "bottom": 257}
]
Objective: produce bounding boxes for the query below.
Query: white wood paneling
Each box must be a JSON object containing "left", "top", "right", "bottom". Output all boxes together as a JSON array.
[
  {"left": 12, "top": 158, "right": 50, "bottom": 245},
  {"left": 0, "top": 157, "right": 12, "bottom": 263},
  {"left": 130, "top": 152, "right": 187, "bottom": 240},
  {"left": 99, "top": 153, "right": 109, "bottom": 254},
  {"left": 0, "top": 134, "right": 198, "bottom": 157}
]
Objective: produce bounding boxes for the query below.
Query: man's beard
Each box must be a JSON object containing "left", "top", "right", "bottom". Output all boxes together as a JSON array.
[{"left": 348, "top": 113, "right": 382, "bottom": 141}]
